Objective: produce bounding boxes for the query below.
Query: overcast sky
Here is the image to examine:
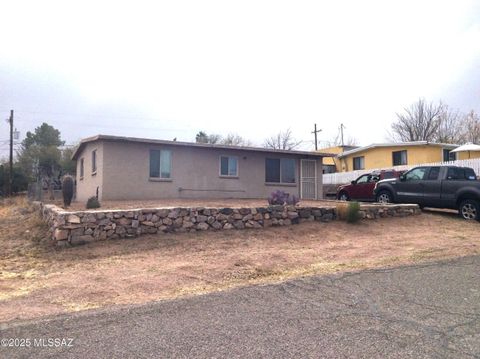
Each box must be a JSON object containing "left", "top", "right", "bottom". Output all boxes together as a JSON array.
[{"left": 1, "top": 0, "right": 479, "bottom": 158}]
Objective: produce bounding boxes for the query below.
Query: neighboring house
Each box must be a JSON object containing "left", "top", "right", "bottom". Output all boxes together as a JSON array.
[
  {"left": 333, "top": 141, "right": 460, "bottom": 172},
  {"left": 71, "top": 135, "right": 333, "bottom": 202},
  {"left": 317, "top": 145, "right": 359, "bottom": 173}
]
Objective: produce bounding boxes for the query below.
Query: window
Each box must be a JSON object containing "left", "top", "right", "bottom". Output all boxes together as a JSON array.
[
  {"left": 149, "top": 149, "right": 172, "bottom": 179},
  {"left": 91, "top": 150, "right": 97, "bottom": 174},
  {"left": 353, "top": 156, "right": 365, "bottom": 170},
  {"left": 265, "top": 158, "right": 295, "bottom": 183},
  {"left": 220, "top": 156, "right": 238, "bottom": 177},
  {"left": 80, "top": 158, "right": 84, "bottom": 179},
  {"left": 355, "top": 174, "right": 369, "bottom": 184},
  {"left": 383, "top": 171, "right": 396, "bottom": 179},
  {"left": 443, "top": 149, "right": 456, "bottom": 162},
  {"left": 392, "top": 150, "right": 407, "bottom": 166},
  {"left": 446, "top": 167, "right": 477, "bottom": 181},
  {"left": 427, "top": 167, "right": 440, "bottom": 180},
  {"left": 404, "top": 167, "right": 428, "bottom": 181}
]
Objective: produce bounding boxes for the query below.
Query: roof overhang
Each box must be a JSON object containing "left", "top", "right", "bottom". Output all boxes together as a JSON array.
[
  {"left": 337, "top": 141, "right": 459, "bottom": 159},
  {"left": 71, "top": 134, "right": 336, "bottom": 160}
]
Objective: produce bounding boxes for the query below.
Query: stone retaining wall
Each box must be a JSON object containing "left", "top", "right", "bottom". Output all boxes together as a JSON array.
[{"left": 36, "top": 202, "right": 420, "bottom": 246}]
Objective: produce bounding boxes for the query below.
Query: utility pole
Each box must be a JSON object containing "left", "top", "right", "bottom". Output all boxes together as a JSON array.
[
  {"left": 312, "top": 123, "right": 322, "bottom": 151},
  {"left": 8, "top": 110, "right": 13, "bottom": 196},
  {"left": 340, "top": 123, "right": 345, "bottom": 147}
]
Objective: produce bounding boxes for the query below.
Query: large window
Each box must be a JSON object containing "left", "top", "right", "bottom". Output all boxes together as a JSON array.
[
  {"left": 92, "top": 150, "right": 97, "bottom": 174},
  {"left": 353, "top": 156, "right": 365, "bottom": 170},
  {"left": 265, "top": 158, "right": 295, "bottom": 183},
  {"left": 220, "top": 156, "right": 238, "bottom": 177},
  {"left": 149, "top": 150, "right": 172, "bottom": 179},
  {"left": 392, "top": 150, "right": 407, "bottom": 166}
]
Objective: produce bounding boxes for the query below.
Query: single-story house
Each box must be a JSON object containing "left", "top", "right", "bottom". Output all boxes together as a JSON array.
[
  {"left": 71, "top": 135, "right": 333, "bottom": 202},
  {"left": 328, "top": 141, "right": 459, "bottom": 172}
]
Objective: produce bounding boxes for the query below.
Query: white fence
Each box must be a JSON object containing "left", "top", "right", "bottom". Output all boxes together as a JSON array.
[{"left": 323, "top": 158, "right": 480, "bottom": 185}]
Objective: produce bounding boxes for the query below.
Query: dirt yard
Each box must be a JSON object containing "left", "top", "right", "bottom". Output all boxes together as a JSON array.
[
  {"left": 50, "top": 198, "right": 336, "bottom": 211},
  {"left": 1, "top": 197, "right": 479, "bottom": 323}
]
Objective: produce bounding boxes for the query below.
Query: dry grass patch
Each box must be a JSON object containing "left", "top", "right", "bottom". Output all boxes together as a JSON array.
[{"left": 0, "top": 197, "right": 479, "bottom": 323}]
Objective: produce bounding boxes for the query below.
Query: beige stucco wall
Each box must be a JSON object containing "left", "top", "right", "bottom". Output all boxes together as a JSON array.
[
  {"left": 76, "top": 141, "right": 104, "bottom": 201},
  {"left": 75, "top": 140, "right": 323, "bottom": 202}
]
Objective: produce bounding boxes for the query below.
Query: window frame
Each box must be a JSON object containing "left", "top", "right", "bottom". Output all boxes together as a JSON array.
[
  {"left": 149, "top": 149, "right": 173, "bottom": 181},
  {"left": 265, "top": 158, "right": 296, "bottom": 185},
  {"left": 353, "top": 156, "right": 365, "bottom": 170},
  {"left": 219, "top": 155, "right": 239, "bottom": 178},
  {"left": 91, "top": 150, "right": 97, "bottom": 175},
  {"left": 392, "top": 150, "right": 408, "bottom": 166}
]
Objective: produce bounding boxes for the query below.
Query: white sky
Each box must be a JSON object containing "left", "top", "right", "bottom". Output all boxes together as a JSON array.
[{"left": 1, "top": 0, "right": 480, "bottom": 157}]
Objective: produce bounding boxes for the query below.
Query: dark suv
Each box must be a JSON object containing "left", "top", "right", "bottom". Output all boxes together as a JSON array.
[{"left": 336, "top": 170, "right": 403, "bottom": 202}]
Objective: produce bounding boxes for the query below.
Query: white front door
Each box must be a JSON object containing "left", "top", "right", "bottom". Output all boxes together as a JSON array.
[{"left": 300, "top": 159, "right": 317, "bottom": 199}]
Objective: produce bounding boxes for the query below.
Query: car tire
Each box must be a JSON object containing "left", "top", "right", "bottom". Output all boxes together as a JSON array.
[
  {"left": 376, "top": 190, "right": 393, "bottom": 204},
  {"left": 458, "top": 199, "right": 480, "bottom": 221},
  {"left": 338, "top": 192, "right": 350, "bottom": 201}
]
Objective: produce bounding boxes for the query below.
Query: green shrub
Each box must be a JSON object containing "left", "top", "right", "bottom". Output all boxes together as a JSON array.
[
  {"left": 86, "top": 196, "right": 101, "bottom": 209},
  {"left": 336, "top": 201, "right": 361, "bottom": 223},
  {"left": 62, "top": 175, "right": 74, "bottom": 207},
  {"left": 346, "top": 201, "right": 361, "bottom": 223}
]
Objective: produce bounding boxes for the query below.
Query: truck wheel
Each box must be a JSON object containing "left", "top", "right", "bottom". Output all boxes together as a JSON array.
[
  {"left": 376, "top": 190, "right": 393, "bottom": 204},
  {"left": 458, "top": 200, "right": 480, "bottom": 221},
  {"left": 338, "top": 192, "right": 350, "bottom": 201}
]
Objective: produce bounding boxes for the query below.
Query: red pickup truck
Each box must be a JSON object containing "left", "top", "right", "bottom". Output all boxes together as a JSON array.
[{"left": 336, "top": 170, "right": 403, "bottom": 202}]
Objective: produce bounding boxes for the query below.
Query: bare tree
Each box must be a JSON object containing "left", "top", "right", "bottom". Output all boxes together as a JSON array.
[
  {"left": 263, "top": 129, "right": 302, "bottom": 150},
  {"left": 220, "top": 133, "right": 252, "bottom": 146},
  {"left": 461, "top": 110, "right": 480, "bottom": 144},
  {"left": 390, "top": 98, "right": 444, "bottom": 142},
  {"left": 436, "top": 105, "right": 464, "bottom": 144}
]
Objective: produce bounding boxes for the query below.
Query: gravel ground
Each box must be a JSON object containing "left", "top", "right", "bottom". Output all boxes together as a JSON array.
[{"left": 1, "top": 255, "right": 479, "bottom": 359}]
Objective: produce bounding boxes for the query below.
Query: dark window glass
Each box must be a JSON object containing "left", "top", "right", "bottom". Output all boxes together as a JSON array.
[
  {"left": 447, "top": 167, "right": 477, "bottom": 180},
  {"left": 353, "top": 156, "right": 364, "bottom": 170},
  {"left": 265, "top": 158, "right": 281, "bottom": 183},
  {"left": 383, "top": 171, "right": 395, "bottom": 179},
  {"left": 427, "top": 167, "right": 440, "bottom": 180},
  {"left": 92, "top": 150, "right": 97, "bottom": 173},
  {"left": 443, "top": 149, "right": 456, "bottom": 162},
  {"left": 149, "top": 150, "right": 160, "bottom": 178},
  {"left": 281, "top": 159, "right": 295, "bottom": 183},
  {"left": 80, "top": 158, "right": 84, "bottom": 178},
  {"left": 392, "top": 150, "right": 407, "bottom": 166},
  {"left": 356, "top": 174, "right": 369, "bottom": 184},
  {"left": 405, "top": 167, "right": 427, "bottom": 181},
  {"left": 465, "top": 168, "right": 477, "bottom": 180}
]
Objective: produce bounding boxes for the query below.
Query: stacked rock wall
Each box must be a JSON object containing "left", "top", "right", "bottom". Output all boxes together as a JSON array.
[{"left": 37, "top": 202, "right": 420, "bottom": 246}]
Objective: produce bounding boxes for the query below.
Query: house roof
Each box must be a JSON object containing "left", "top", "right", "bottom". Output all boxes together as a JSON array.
[
  {"left": 71, "top": 134, "right": 335, "bottom": 160},
  {"left": 337, "top": 141, "right": 459, "bottom": 159}
]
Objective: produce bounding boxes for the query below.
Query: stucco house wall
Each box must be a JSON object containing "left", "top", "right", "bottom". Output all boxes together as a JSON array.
[
  {"left": 337, "top": 143, "right": 457, "bottom": 172},
  {"left": 76, "top": 141, "right": 104, "bottom": 201},
  {"left": 74, "top": 136, "right": 326, "bottom": 202}
]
